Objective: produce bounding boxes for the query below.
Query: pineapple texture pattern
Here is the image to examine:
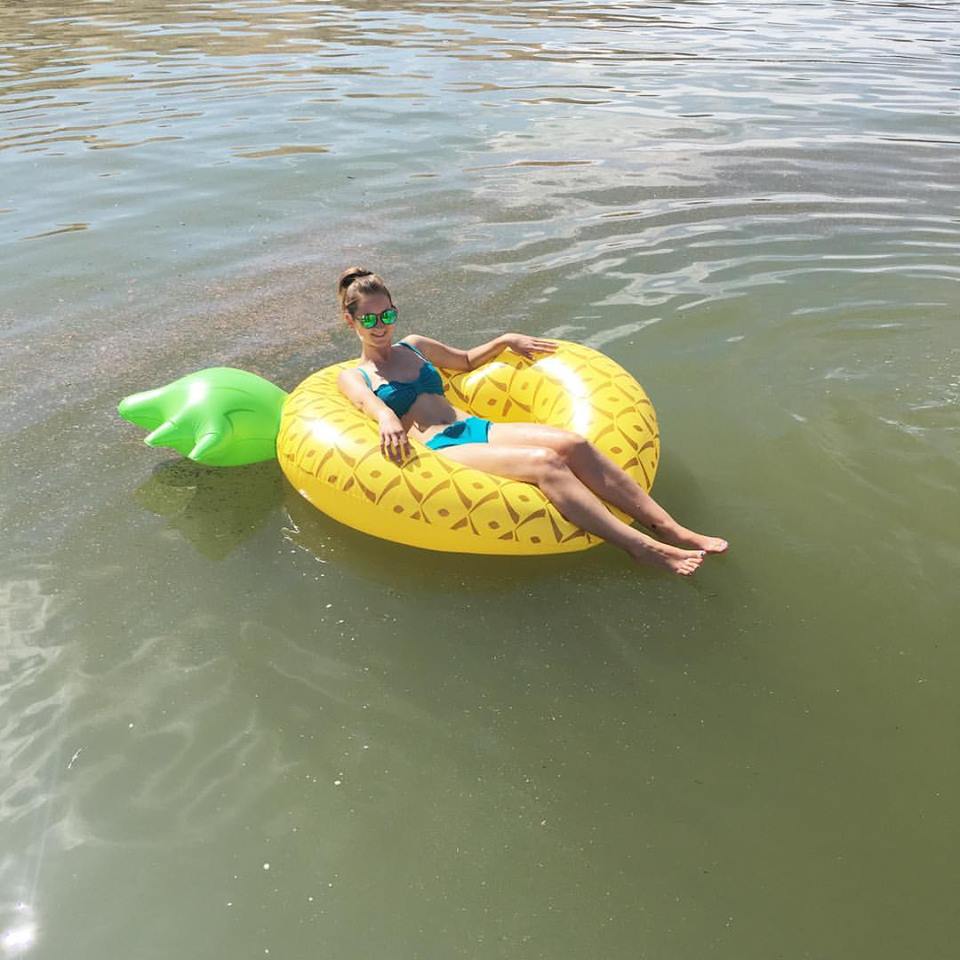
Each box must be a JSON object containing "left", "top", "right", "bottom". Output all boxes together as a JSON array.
[{"left": 277, "top": 341, "right": 659, "bottom": 555}]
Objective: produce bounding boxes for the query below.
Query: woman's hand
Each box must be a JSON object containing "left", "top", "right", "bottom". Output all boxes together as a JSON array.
[
  {"left": 501, "top": 333, "right": 558, "bottom": 360},
  {"left": 378, "top": 411, "right": 411, "bottom": 463}
]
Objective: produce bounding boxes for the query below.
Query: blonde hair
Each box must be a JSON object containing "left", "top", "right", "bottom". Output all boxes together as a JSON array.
[{"left": 336, "top": 266, "right": 392, "bottom": 318}]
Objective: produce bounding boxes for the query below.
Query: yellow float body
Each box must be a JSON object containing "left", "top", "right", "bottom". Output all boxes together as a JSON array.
[{"left": 276, "top": 340, "right": 659, "bottom": 556}]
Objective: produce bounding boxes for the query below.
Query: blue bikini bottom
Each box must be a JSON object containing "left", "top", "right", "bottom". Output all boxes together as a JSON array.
[{"left": 424, "top": 417, "right": 492, "bottom": 451}]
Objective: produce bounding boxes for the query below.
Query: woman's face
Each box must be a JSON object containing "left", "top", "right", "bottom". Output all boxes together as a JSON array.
[{"left": 347, "top": 292, "right": 396, "bottom": 349}]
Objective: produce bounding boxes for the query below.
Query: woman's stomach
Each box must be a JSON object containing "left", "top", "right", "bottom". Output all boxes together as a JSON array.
[{"left": 402, "top": 395, "right": 467, "bottom": 444}]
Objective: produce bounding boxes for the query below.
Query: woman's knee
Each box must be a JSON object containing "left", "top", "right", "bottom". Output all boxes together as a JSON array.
[
  {"left": 555, "top": 432, "right": 591, "bottom": 463},
  {"left": 528, "top": 447, "right": 568, "bottom": 481}
]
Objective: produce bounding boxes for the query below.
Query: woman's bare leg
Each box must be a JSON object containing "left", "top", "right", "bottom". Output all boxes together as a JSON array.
[
  {"left": 487, "top": 423, "right": 728, "bottom": 553},
  {"left": 435, "top": 443, "right": 705, "bottom": 576}
]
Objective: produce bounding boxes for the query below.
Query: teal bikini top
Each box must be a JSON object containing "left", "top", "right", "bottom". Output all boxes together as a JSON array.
[{"left": 357, "top": 341, "right": 445, "bottom": 417}]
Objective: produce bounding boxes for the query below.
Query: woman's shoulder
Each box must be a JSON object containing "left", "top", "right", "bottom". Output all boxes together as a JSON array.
[
  {"left": 338, "top": 364, "right": 369, "bottom": 382},
  {"left": 396, "top": 337, "right": 424, "bottom": 353}
]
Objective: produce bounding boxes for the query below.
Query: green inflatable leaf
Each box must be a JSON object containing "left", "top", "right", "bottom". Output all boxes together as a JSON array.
[{"left": 118, "top": 367, "right": 288, "bottom": 466}]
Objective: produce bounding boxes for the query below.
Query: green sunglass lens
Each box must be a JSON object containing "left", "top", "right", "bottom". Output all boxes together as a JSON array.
[{"left": 358, "top": 309, "right": 397, "bottom": 327}]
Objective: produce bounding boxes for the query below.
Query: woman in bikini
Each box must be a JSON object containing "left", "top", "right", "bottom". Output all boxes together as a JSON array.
[{"left": 336, "top": 267, "right": 728, "bottom": 576}]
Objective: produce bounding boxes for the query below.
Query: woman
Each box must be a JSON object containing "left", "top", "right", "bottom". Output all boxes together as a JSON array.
[{"left": 336, "top": 268, "right": 727, "bottom": 576}]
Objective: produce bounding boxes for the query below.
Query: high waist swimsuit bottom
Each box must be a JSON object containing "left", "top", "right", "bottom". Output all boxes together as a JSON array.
[{"left": 424, "top": 416, "right": 491, "bottom": 451}]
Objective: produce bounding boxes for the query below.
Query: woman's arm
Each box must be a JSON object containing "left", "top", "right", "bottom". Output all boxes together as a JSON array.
[
  {"left": 337, "top": 368, "right": 411, "bottom": 462},
  {"left": 403, "top": 333, "right": 557, "bottom": 371}
]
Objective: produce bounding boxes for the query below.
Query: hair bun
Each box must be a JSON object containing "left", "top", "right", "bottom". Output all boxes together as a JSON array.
[
  {"left": 336, "top": 266, "right": 390, "bottom": 316},
  {"left": 338, "top": 267, "right": 372, "bottom": 290}
]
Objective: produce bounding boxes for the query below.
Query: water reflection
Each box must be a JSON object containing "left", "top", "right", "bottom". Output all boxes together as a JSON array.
[
  {"left": 0, "top": 901, "right": 36, "bottom": 956},
  {"left": 130, "top": 449, "right": 623, "bottom": 582},
  {"left": 281, "top": 483, "right": 583, "bottom": 591},
  {"left": 133, "top": 459, "right": 284, "bottom": 560}
]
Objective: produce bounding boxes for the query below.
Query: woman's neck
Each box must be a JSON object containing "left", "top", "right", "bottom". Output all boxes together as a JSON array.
[{"left": 361, "top": 340, "right": 394, "bottom": 366}]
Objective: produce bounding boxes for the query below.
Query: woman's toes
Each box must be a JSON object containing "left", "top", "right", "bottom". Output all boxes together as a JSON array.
[
  {"left": 660, "top": 525, "right": 728, "bottom": 554},
  {"left": 674, "top": 553, "right": 704, "bottom": 576},
  {"left": 690, "top": 535, "right": 726, "bottom": 554}
]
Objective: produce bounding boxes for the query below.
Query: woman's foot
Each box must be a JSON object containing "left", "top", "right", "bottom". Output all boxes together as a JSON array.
[
  {"left": 630, "top": 539, "right": 706, "bottom": 577},
  {"left": 653, "top": 522, "right": 728, "bottom": 554}
]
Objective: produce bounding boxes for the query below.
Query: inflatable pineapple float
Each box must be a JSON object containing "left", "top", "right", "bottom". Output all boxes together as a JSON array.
[{"left": 119, "top": 341, "right": 659, "bottom": 555}]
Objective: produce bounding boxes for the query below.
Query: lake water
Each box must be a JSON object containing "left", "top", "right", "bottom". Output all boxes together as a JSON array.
[{"left": 2, "top": 2, "right": 958, "bottom": 957}]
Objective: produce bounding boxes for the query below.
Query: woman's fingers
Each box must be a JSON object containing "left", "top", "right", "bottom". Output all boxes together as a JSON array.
[
  {"left": 522, "top": 338, "right": 558, "bottom": 356},
  {"left": 381, "top": 430, "right": 409, "bottom": 463},
  {"left": 505, "top": 334, "right": 558, "bottom": 358}
]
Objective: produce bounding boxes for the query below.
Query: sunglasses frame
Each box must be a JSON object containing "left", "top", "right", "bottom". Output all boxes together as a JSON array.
[{"left": 358, "top": 307, "right": 399, "bottom": 329}]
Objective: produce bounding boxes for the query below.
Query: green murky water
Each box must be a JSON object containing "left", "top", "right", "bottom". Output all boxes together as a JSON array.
[{"left": 2, "top": 2, "right": 958, "bottom": 957}]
